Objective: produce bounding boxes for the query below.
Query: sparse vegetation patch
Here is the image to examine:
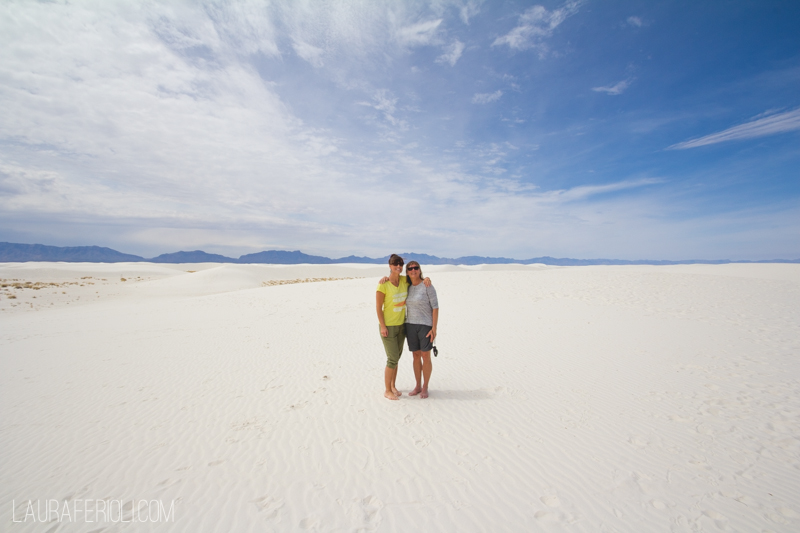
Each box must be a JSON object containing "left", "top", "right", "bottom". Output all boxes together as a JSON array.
[
  {"left": 262, "top": 277, "right": 363, "bottom": 287},
  {"left": 0, "top": 279, "right": 81, "bottom": 290}
]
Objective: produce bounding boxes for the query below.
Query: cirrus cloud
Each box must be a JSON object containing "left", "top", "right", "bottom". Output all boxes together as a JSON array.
[
  {"left": 492, "top": 1, "right": 580, "bottom": 55},
  {"left": 592, "top": 79, "right": 632, "bottom": 95},
  {"left": 436, "top": 39, "right": 465, "bottom": 66},
  {"left": 668, "top": 108, "right": 800, "bottom": 149},
  {"left": 472, "top": 90, "right": 503, "bottom": 104}
]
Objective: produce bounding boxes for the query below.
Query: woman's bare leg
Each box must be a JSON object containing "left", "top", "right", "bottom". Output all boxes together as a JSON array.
[
  {"left": 409, "top": 351, "right": 423, "bottom": 395},
  {"left": 420, "top": 351, "right": 432, "bottom": 398},
  {"left": 391, "top": 369, "right": 402, "bottom": 397},
  {"left": 384, "top": 366, "right": 398, "bottom": 400}
]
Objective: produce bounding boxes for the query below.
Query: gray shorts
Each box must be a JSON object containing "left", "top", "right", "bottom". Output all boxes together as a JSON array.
[{"left": 406, "top": 323, "right": 433, "bottom": 352}]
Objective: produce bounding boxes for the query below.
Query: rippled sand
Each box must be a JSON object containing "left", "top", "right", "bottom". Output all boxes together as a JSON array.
[{"left": 1, "top": 262, "right": 798, "bottom": 531}]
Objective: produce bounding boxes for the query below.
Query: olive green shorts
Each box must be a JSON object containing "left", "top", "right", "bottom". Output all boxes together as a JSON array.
[{"left": 380, "top": 324, "right": 405, "bottom": 369}]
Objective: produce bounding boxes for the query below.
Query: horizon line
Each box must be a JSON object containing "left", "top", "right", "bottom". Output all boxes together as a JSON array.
[{"left": 1, "top": 241, "right": 798, "bottom": 265}]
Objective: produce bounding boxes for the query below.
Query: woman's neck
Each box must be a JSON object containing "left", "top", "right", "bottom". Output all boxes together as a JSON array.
[
  {"left": 389, "top": 272, "right": 401, "bottom": 284},
  {"left": 410, "top": 276, "right": 422, "bottom": 286}
]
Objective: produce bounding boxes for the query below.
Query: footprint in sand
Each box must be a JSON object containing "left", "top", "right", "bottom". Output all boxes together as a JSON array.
[
  {"left": 299, "top": 516, "right": 321, "bottom": 529},
  {"left": 628, "top": 436, "right": 649, "bottom": 448},
  {"left": 414, "top": 437, "right": 431, "bottom": 448},
  {"left": 765, "top": 511, "right": 788, "bottom": 524},
  {"left": 285, "top": 401, "right": 308, "bottom": 411},
  {"left": 63, "top": 486, "right": 92, "bottom": 503},
  {"left": 534, "top": 510, "right": 561, "bottom": 522},
  {"left": 252, "top": 495, "right": 284, "bottom": 520},
  {"left": 156, "top": 478, "right": 181, "bottom": 489},
  {"left": 688, "top": 455, "right": 707, "bottom": 466},
  {"left": 695, "top": 424, "right": 713, "bottom": 435},
  {"left": 208, "top": 459, "right": 225, "bottom": 466},
  {"left": 764, "top": 507, "right": 798, "bottom": 524},
  {"left": 768, "top": 421, "right": 788, "bottom": 433},
  {"left": 348, "top": 495, "right": 383, "bottom": 530},
  {"left": 540, "top": 495, "right": 561, "bottom": 507},
  {"left": 776, "top": 507, "right": 799, "bottom": 518},
  {"left": 703, "top": 510, "right": 729, "bottom": 529},
  {"left": 651, "top": 500, "right": 667, "bottom": 510}
]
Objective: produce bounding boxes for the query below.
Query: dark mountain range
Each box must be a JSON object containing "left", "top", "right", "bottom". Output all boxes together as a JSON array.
[
  {"left": 400, "top": 253, "right": 520, "bottom": 265},
  {"left": 1, "top": 241, "right": 797, "bottom": 265},
  {"left": 0, "top": 242, "right": 144, "bottom": 263},
  {"left": 150, "top": 250, "right": 238, "bottom": 263},
  {"left": 238, "top": 250, "right": 334, "bottom": 264},
  {"left": 331, "top": 255, "right": 379, "bottom": 264}
]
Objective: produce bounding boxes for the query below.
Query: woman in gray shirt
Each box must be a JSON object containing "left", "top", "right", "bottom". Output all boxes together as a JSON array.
[{"left": 404, "top": 261, "right": 439, "bottom": 399}]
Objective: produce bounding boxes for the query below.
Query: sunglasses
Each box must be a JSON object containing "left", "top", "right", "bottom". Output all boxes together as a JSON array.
[
  {"left": 391, "top": 263, "right": 404, "bottom": 267},
  {"left": 407, "top": 266, "right": 420, "bottom": 271}
]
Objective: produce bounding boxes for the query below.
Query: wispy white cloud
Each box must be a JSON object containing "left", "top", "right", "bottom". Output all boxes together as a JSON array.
[
  {"left": 200, "top": 1, "right": 281, "bottom": 58},
  {"left": 292, "top": 40, "right": 325, "bottom": 67},
  {"left": 592, "top": 79, "right": 632, "bottom": 95},
  {"left": 472, "top": 90, "right": 503, "bottom": 104},
  {"left": 492, "top": 1, "right": 580, "bottom": 54},
  {"left": 436, "top": 39, "right": 465, "bottom": 66},
  {"left": 0, "top": 3, "right": 361, "bottom": 230},
  {"left": 668, "top": 108, "right": 800, "bottom": 149},
  {"left": 547, "top": 178, "right": 661, "bottom": 202},
  {"left": 469, "top": 142, "right": 518, "bottom": 175},
  {"left": 359, "top": 89, "right": 408, "bottom": 129},
  {"left": 459, "top": 1, "right": 482, "bottom": 24},
  {"left": 395, "top": 19, "right": 442, "bottom": 47},
  {"left": 626, "top": 16, "right": 643, "bottom": 28}
]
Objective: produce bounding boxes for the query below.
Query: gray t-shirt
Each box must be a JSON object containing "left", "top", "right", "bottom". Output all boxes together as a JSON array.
[{"left": 405, "top": 282, "right": 439, "bottom": 326}]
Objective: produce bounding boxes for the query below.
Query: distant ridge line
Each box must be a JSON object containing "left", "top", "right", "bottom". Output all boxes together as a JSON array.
[{"left": 1, "top": 242, "right": 797, "bottom": 266}]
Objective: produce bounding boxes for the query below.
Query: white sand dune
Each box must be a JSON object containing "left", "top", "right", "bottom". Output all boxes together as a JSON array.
[{"left": 1, "top": 262, "right": 799, "bottom": 531}]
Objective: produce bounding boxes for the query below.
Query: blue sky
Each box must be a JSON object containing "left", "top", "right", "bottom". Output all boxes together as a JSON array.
[{"left": 1, "top": 0, "right": 798, "bottom": 259}]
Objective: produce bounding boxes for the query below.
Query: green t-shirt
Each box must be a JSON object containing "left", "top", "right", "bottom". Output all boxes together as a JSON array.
[{"left": 377, "top": 277, "right": 408, "bottom": 327}]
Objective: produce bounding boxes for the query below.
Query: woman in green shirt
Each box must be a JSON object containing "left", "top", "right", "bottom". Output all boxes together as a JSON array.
[{"left": 376, "top": 254, "right": 408, "bottom": 401}]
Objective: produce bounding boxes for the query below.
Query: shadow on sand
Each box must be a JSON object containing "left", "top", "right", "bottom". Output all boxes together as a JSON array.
[{"left": 422, "top": 389, "right": 494, "bottom": 401}]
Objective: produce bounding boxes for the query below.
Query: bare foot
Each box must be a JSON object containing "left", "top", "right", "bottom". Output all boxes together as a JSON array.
[
  {"left": 392, "top": 388, "right": 402, "bottom": 397},
  {"left": 409, "top": 386, "right": 422, "bottom": 396},
  {"left": 384, "top": 391, "right": 399, "bottom": 401},
  {"left": 420, "top": 389, "right": 428, "bottom": 399}
]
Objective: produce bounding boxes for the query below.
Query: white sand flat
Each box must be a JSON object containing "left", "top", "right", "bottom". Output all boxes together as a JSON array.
[{"left": 1, "top": 263, "right": 798, "bottom": 531}]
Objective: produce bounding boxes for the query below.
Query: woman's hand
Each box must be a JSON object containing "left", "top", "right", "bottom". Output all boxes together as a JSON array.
[
  {"left": 426, "top": 327, "right": 436, "bottom": 342},
  {"left": 381, "top": 325, "right": 389, "bottom": 337},
  {"left": 423, "top": 277, "right": 432, "bottom": 287},
  {"left": 379, "top": 276, "right": 389, "bottom": 284}
]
